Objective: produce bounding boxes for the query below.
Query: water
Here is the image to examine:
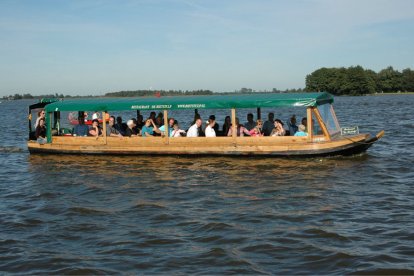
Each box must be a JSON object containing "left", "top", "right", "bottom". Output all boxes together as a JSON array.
[{"left": 1, "top": 95, "right": 413, "bottom": 274}]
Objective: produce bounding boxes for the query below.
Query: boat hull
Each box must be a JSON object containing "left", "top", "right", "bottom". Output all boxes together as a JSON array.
[{"left": 27, "top": 132, "right": 383, "bottom": 157}]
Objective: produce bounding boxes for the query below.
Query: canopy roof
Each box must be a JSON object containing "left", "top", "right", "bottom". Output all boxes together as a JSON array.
[{"left": 45, "top": 92, "right": 334, "bottom": 112}]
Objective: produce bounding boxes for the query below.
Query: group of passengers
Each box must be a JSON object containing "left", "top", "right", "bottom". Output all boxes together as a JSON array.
[
  {"left": 34, "top": 108, "right": 308, "bottom": 142},
  {"left": 71, "top": 111, "right": 308, "bottom": 138}
]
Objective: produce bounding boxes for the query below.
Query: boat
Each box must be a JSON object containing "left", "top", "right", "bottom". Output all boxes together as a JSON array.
[{"left": 27, "top": 92, "right": 384, "bottom": 156}]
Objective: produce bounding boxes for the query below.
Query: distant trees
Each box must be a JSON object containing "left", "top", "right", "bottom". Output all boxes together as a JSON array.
[
  {"left": 104, "top": 89, "right": 214, "bottom": 97},
  {"left": 306, "top": 66, "right": 414, "bottom": 95}
]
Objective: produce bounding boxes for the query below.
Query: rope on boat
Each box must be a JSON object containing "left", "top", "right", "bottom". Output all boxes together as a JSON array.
[
  {"left": 343, "top": 136, "right": 377, "bottom": 145},
  {"left": 342, "top": 130, "right": 384, "bottom": 145}
]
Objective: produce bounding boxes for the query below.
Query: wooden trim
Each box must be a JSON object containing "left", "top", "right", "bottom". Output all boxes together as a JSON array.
[
  {"left": 307, "top": 107, "right": 313, "bottom": 141},
  {"left": 30, "top": 133, "right": 371, "bottom": 156},
  {"left": 312, "top": 107, "right": 331, "bottom": 141},
  {"left": 231, "top": 108, "right": 236, "bottom": 139}
]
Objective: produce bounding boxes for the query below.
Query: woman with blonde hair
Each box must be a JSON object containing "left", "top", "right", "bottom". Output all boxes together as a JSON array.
[{"left": 249, "top": 119, "right": 264, "bottom": 137}]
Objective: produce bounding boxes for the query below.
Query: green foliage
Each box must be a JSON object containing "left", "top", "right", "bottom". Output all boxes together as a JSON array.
[
  {"left": 306, "top": 66, "right": 414, "bottom": 95},
  {"left": 104, "top": 89, "right": 214, "bottom": 97}
]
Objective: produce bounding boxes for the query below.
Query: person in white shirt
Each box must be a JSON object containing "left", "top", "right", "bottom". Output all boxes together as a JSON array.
[
  {"left": 187, "top": 118, "right": 202, "bottom": 137},
  {"left": 205, "top": 116, "right": 216, "bottom": 137},
  {"left": 171, "top": 122, "right": 186, "bottom": 137}
]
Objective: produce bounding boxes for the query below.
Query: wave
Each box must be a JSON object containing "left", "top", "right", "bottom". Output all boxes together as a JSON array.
[{"left": 0, "top": 146, "right": 25, "bottom": 153}]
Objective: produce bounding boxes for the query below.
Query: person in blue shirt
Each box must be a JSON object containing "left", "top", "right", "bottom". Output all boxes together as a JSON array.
[
  {"left": 73, "top": 116, "right": 89, "bottom": 136},
  {"left": 294, "top": 124, "right": 308, "bottom": 137},
  {"left": 141, "top": 119, "right": 161, "bottom": 137},
  {"left": 158, "top": 117, "right": 175, "bottom": 137}
]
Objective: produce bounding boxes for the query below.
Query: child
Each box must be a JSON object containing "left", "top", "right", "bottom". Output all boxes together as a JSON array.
[{"left": 294, "top": 124, "right": 308, "bottom": 136}]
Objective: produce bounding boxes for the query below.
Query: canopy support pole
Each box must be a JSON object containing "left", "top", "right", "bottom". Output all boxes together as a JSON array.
[
  {"left": 231, "top": 108, "right": 237, "bottom": 141},
  {"left": 102, "top": 111, "right": 107, "bottom": 144},
  {"left": 307, "top": 107, "right": 313, "bottom": 141},
  {"left": 312, "top": 107, "right": 331, "bottom": 141},
  {"left": 257, "top": 107, "right": 261, "bottom": 120}
]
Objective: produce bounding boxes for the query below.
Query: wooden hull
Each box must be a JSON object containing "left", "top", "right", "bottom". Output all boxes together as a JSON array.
[{"left": 27, "top": 131, "right": 383, "bottom": 157}]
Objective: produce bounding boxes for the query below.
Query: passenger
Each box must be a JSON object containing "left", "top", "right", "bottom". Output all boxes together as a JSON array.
[
  {"left": 35, "top": 118, "right": 47, "bottom": 144},
  {"left": 159, "top": 117, "right": 175, "bottom": 137},
  {"left": 249, "top": 119, "right": 264, "bottom": 137},
  {"left": 136, "top": 114, "right": 144, "bottom": 129},
  {"left": 286, "top": 115, "right": 298, "bottom": 136},
  {"left": 221, "top": 116, "right": 231, "bottom": 137},
  {"left": 227, "top": 118, "right": 251, "bottom": 137},
  {"left": 73, "top": 116, "right": 89, "bottom": 136},
  {"left": 34, "top": 109, "right": 45, "bottom": 128},
  {"left": 155, "top": 115, "right": 163, "bottom": 128},
  {"left": 125, "top": 119, "right": 139, "bottom": 137},
  {"left": 192, "top": 113, "right": 201, "bottom": 125},
  {"left": 262, "top": 112, "right": 275, "bottom": 136},
  {"left": 148, "top": 111, "right": 156, "bottom": 122},
  {"left": 107, "top": 116, "right": 122, "bottom": 137},
  {"left": 89, "top": 119, "right": 102, "bottom": 137},
  {"left": 171, "top": 122, "right": 186, "bottom": 137},
  {"left": 187, "top": 118, "right": 202, "bottom": 137},
  {"left": 131, "top": 118, "right": 141, "bottom": 134},
  {"left": 92, "top": 111, "right": 100, "bottom": 120},
  {"left": 209, "top": 115, "right": 219, "bottom": 135},
  {"left": 244, "top": 113, "right": 256, "bottom": 131},
  {"left": 294, "top": 124, "right": 308, "bottom": 136},
  {"left": 270, "top": 119, "right": 286, "bottom": 136},
  {"left": 115, "top": 116, "right": 127, "bottom": 135},
  {"left": 141, "top": 119, "right": 161, "bottom": 137},
  {"left": 205, "top": 115, "right": 216, "bottom": 137},
  {"left": 301, "top": 117, "right": 307, "bottom": 131}
]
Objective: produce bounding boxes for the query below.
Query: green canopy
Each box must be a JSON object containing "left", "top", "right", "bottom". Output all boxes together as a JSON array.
[{"left": 45, "top": 92, "right": 334, "bottom": 112}]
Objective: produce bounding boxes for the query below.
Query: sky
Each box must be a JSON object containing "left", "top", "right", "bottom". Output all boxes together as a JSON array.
[{"left": 0, "top": 0, "right": 413, "bottom": 97}]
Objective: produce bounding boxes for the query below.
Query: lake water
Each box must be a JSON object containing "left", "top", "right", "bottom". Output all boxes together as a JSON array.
[{"left": 0, "top": 95, "right": 413, "bottom": 274}]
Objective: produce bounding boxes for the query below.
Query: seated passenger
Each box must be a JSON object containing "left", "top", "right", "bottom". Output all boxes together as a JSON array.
[
  {"left": 262, "top": 112, "right": 275, "bottom": 136},
  {"left": 159, "top": 117, "right": 175, "bottom": 137},
  {"left": 270, "top": 119, "right": 286, "bottom": 136},
  {"left": 286, "top": 115, "right": 298, "bottom": 136},
  {"left": 209, "top": 115, "right": 219, "bottom": 135},
  {"left": 221, "top": 116, "right": 231, "bottom": 137},
  {"left": 244, "top": 113, "right": 256, "bottom": 131},
  {"left": 249, "top": 119, "right": 264, "bottom": 137},
  {"left": 35, "top": 109, "right": 45, "bottom": 128},
  {"left": 171, "top": 122, "right": 186, "bottom": 137},
  {"left": 136, "top": 114, "right": 144, "bottom": 129},
  {"left": 92, "top": 111, "right": 100, "bottom": 120},
  {"left": 107, "top": 116, "right": 122, "bottom": 137},
  {"left": 73, "top": 116, "right": 89, "bottom": 136},
  {"left": 294, "top": 124, "right": 308, "bottom": 136},
  {"left": 227, "top": 118, "right": 251, "bottom": 137},
  {"left": 141, "top": 119, "right": 161, "bottom": 137},
  {"left": 187, "top": 118, "right": 202, "bottom": 137},
  {"left": 125, "top": 119, "right": 138, "bottom": 137},
  {"left": 89, "top": 119, "right": 102, "bottom": 137},
  {"left": 35, "top": 118, "right": 47, "bottom": 144},
  {"left": 115, "top": 116, "right": 127, "bottom": 136},
  {"left": 205, "top": 116, "right": 216, "bottom": 137}
]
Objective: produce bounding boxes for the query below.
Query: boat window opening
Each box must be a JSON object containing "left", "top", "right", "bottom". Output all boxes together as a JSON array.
[{"left": 317, "top": 104, "right": 341, "bottom": 135}]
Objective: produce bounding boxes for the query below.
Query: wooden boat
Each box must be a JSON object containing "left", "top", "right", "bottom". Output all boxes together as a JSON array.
[{"left": 27, "top": 92, "right": 384, "bottom": 156}]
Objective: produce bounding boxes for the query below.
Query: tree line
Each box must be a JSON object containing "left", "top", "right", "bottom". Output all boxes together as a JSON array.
[
  {"left": 3, "top": 65, "right": 413, "bottom": 100},
  {"left": 306, "top": 66, "right": 414, "bottom": 95}
]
